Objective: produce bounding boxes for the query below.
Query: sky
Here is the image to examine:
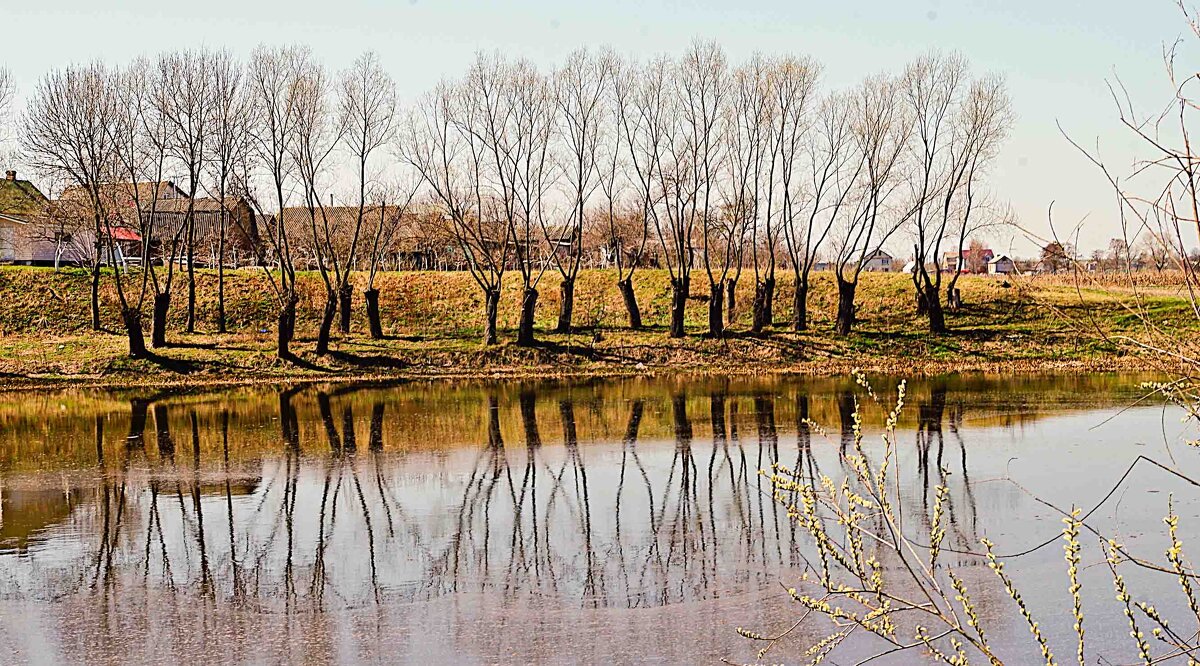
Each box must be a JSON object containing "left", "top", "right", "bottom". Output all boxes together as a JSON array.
[{"left": 0, "top": 0, "right": 1193, "bottom": 256}]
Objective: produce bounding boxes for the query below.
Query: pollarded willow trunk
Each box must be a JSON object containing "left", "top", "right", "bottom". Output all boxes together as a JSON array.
[
  {"left": 90, "top": 264, "right": 101, "bottom": 332},
  {"left": 277, "top": 295, "right": 298, "bottom": 360},
  {"left": 337, "top": 284, "right": 352, "bottom": 334},
  {"left": 924, "top": 282, "right": 946, "bottom": 333},
  {"left": 216, "top": 264, "right": 227, "bottom": 334},
  {"left": 792, "top": 278, "right": 809, "bottom": 332},
  {"left": 751, "top": 280, "right": 770, "bottom": 334},
  {"left": 364, "top": 288, "right": 384, "bottom": 339},
  {"left": 707, "top": 282, "right": 725, "bottom": 338},
  {"left": 725, "top": 279, "right": 737, "bottom": 326},
  {"left": 835, "top": 277, "right": 857, "bottom": 335},
  {"left": 914, "top": 281, "right": 928, "bottom": 317},
  {"left": 763, "top": 277, "right": 775, "bottom": 327},
  {"left": 151, "top": 292, "right": 171, "bottom": 348},
  {"left": 316, "top": 291, "right": 337, "bottom": 355},
  {"left": 517, "top": 287, "right": 539, "bottom": 347},
  {"left": 122, "top": 307, "right": 147, "bottom": 359},
  {"left": 669, "top": 277, "right": 689, "bottom": 339},
  {"left": 185, "top": 232, "right": 197, "bottom": 334},
  {"left": 618, "top": 278, "right": 642, "bottom": 330},
  {"left": 483, "top": 288, "right": 501, "bottom": 346},
  {"left": 555, "top": 277, "right": 575, "bottom": 334}
]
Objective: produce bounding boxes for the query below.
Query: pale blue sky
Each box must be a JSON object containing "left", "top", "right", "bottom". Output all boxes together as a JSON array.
[{"left": 1, "top": 0, "right": 1192, "bottom": 254}]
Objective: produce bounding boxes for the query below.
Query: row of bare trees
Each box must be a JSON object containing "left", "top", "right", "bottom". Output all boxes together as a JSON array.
[
  {"left": 18, "top": 48, "right": 417, "bottom": 358},
  {"left": 11, "top": 43, "right": 1010, "bottom": 359},
  {"left": 400, "top": 45, "right": 1011, "bottom": 345}
]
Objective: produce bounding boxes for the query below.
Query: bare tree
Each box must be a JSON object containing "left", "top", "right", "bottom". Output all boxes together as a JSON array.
[
  {"left": 547, "top": 48, "right": 611, "bottom": 334},
  {"left": 362, "top": 180, "right": 419, "bottom": 338},
  {"left": 460, "top": 54, "right": 556, "bottom": 346},
  {"left": 158, "top": 50, "right": 215, "bottom": 334},
  {"left": 0, "top": 66, "right": 14, "bottom": 139},
  {"left": 400, "top": 82, "right": 512, "bottom": 345},
  {"left": 289, "top": 58, "right": 346, "bottom": 355},
  {"left": 942, "top": 76, "right": 1012, "bottom": 307},
  {"left": 900, "top": 53, "right": 966, "bottom": 333},
  {"left": 783, "top": 92, "right": 862, "bottom": 331},
  {"left": 23, "top": 63, "right": 148, "bottom": 355},
  {"left": 831, "top": 74, "right": 913, "bottom": 335},
  {"left": 619, "top": 56, "right": 694, "bottom": 338},
  {"left": 681, "top": 42, "right": 732, "bottom": 338},
  {"left": 246, "top": 45, "right": 308, "bottom": 359},
  {"left": 110, "top": 58, "right": 177, "bottom": 349},
  {"left": 205, "top": 51, "right": 252, "bottom": 334},
  {"left": 724, "top": 56, "right": 769, "bottom": 332},
  {"left": 339, "top": 51, "right": 396, "bottom": 335},
  {"left": 901, "top": 54, "right": 1009, "bottom": 328}
]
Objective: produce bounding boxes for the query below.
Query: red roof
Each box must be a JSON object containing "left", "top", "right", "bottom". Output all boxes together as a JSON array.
[{"left": 105, "top": 227, "right": 142, "bottom": 242}]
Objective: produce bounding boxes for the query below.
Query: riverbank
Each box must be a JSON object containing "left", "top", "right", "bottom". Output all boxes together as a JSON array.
[{"left": 0, "top": 266, "right": 1193, "bottom": 389}]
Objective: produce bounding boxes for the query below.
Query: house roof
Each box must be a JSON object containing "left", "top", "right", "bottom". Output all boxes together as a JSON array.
[
  {"left": 61, "top": 181, "right": 188, "bottom": 204},
  {"left": 153, "top": 196, "right": 247, "bottom": 214},
  {"left": 105, "top": 227, "right": 142, "bottom": 242},
  {"left": 988, "top": 254, "right": 1012, "bottom": 263},
  {"left": 0, "top": 177, "right": 50, "bottom": 220},
  {"left": 945, "top": 248, "right": 994, "bottom": 258}
]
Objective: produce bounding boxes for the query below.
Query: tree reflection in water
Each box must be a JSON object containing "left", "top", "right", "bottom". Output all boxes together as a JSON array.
[{"left": 0, "top": 375, "right": 1166, "bottom": 662}]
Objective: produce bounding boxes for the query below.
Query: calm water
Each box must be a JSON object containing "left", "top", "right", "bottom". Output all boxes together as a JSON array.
[{"left": 0, "top": 374, "right": 1196, "bottom": 664}]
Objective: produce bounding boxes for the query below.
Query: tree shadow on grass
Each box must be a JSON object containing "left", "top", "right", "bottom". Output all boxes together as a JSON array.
[
  {"left": 328, "top": 349, "right": 409, "bottom": 370},
  {"left": 278, "top": 352, "right": 332, "bottom": 372},
  {"left": 165, "top": 340, "right": 220, "bottom": 350},
  {"left": 134, "top": 351, "right": 201, "bottom": 375},
  {"left": 523, "top": 338, "right": 646, "bottom": 366}
]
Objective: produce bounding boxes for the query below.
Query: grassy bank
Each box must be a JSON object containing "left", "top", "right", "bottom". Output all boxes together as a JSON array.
[{"left": 0, "top": 265, "right": 1193, "bottom": 388}]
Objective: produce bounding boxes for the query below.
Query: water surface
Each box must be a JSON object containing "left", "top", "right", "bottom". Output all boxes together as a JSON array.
[{"left": 0, "top": 374, "right": 1195, "bottom": 664}]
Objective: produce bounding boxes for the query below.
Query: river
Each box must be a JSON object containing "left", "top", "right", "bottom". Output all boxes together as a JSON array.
[{"left": 0, "top": 373, "right": 1195, "bottom": 664}]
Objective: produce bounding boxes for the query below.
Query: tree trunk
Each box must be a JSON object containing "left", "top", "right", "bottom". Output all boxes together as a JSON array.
[
  {"left": 725, "top": 279, "right": 737, "bottom": 326},
  {"left": 517, "top": 287, "right": 539, "bottom": 346},
  {"left": 751, "top": 281, "right": 767, "bottom": 334},
  {"left": 364, "top": 288, "right": 384, "bottom": 339},
  {"left": 90, "top": 264, "right": 101, "bottom": 331},
  {"left": 216, "top": 263, "right": 227, "bottom": 334},
  {"left": 277, "top": 296, "right": 297, "bottom": 359},
  {"left": 337, "top": 283, "right": 352, "bottom": 334},
  {"left": 555, "top": 277, "right": 574, "bottom": 334},
  {"left": 763, "top": 276, "right": 775, "bottom": 326},
  {"left": 793, "top": 277, "right": 808, "bottom": 332},
  {"left": 707, "top": 282, "right": 725, "bottom": 338},
  {"left": 483, "top": 288, "right": 500, "bottom": 346},
  {"left": 924, "top": 282, "right": 947, "bottom": 333},
  {"left": 618, "top": 277, "right": 642, "bottom": 330},
  {"left": 151, "top": 292, "right": 171, "bottom": 349},
  {"left": 835, "top": 278, "right": 857, "bottom": 335},
  {"left": 669, "top": 277, "right": 688, "bottom": 339},
  {"left": 185, "top": 249, "right": 196, "bottom": 334},
  {"left": 122, "top": 307, "right": 147, "bottom": 359},
  {"left": 316, "top": 291, "right": 337, "bottom": 355}
]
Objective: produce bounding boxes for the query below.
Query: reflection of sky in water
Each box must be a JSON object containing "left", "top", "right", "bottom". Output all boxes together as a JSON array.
[{"left": 0, "top": 376, "right": 1195, "bottom": 664}]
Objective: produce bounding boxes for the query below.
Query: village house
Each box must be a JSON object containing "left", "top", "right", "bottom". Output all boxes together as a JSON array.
[
  {"left": 987, "top": 254, "right": 1015, "bottom": 275},
  {"left": 278, "top": 204, "right": 460, "bottom": 271},
  {"left": 862, "top": 249, "right": 895, "bottom": 272},
  {"left": 942, "top": 246, "right": 994, "bottom": 274},
  {"left": 0, "top": 170, "right": 85, "bottom": 266},
  {"left": 59, "top": 181, "right": 262, "bottom": 266}
]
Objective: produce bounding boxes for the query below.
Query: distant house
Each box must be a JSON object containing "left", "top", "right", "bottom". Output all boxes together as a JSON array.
[
  {"left": 862, "top": 249, "right": 895, "bottom": 272},
  {"left": 0, "top": 170, "right": 63, "bottom": 265},
  {"left": 59, "top": 181, "right": 262, "bottom": 266},
  {"left": 987, "top": 254, "right": 1015, "bottom": 275},
  {"left": 943, "top": 247, "right": 995, "bottom": 274}
]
